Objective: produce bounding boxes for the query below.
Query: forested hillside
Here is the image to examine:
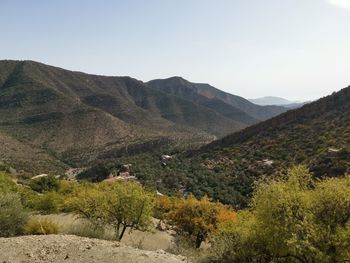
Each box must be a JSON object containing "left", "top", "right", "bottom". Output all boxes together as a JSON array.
[{"left": 107, "top": 86, "right": 350, "bottom": 207}]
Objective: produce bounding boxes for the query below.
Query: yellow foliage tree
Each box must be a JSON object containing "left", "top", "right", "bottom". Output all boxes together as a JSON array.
[{"left": 169, "top": 194, "right": 236, "bottom": 248}]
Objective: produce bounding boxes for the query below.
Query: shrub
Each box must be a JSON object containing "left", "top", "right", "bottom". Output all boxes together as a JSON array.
[
  {"left": 0, "top": 172, "right": 18, "bottom": 194},
  {"left": 209, "top": 166, "right": 350, "bottom": 262},
  {"left": 24, "top": 217, "right": 59, "bottom": 235},
  {"left": 26, "top": 191, "right": 62, "bottom": 214},
  {"left": 0, "top": 193, "right": 28, "bottom": 237},
  {"left": 29, "top": 175, "right": 60, "bottom": 193},
  {"left": 36, "top": 192, "right": 61, "bottom": 214}
]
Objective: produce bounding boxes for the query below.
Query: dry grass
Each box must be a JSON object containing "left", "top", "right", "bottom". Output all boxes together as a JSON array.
[{"left": 24, "top": 217, "right": 59, "bottom": 235}]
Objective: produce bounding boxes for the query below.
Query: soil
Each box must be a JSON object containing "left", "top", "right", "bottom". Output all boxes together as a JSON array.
[{"left": 0, "top": 235, "right": 187, "bottom": 263}]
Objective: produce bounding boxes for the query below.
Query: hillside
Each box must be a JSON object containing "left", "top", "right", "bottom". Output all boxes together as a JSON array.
[
  {"left": 116, "top": 86, "right": 349, "bottom": 207},
  {"left": 148, "top": 77, "right": 286, "bottom": 122},
  {"left": 0, "top": 60, "right": 281, "bottom": 173},
  {"left": 188, "top": 86, "right": 350, "bottom": 205}
]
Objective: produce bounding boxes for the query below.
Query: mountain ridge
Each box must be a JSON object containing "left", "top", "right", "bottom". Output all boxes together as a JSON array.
[
  {"left": 0, "top": 59, "right": 286, "bottom": 173},
  {"left": 148, "top": 77, "right": 287, "bottom": 122}
]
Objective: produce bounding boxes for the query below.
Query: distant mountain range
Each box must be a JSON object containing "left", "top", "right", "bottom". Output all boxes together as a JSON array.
[
  {"left": 0, "top": 60, "right": 287, "bottom": 173},
  {"left": 249, "top": 96, "right": 308, "bottom": 108}
]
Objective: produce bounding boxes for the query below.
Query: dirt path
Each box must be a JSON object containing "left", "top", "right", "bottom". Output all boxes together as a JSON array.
[{"left": 0, "top": 235, "right": 187, "bottom": 263}]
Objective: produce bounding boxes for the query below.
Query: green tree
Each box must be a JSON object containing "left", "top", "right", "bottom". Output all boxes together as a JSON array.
[
  {"left": 210, "top": 166, "right": 350, "bottom": 262},
  {"left": 66, "top": 181, "right": 154, "bottom": 241}
]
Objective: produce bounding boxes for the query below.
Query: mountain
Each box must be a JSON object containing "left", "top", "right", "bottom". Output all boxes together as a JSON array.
[
  {"left": 249, "top": 96, "right": 298, "bottom": 105},
  {"left": 124, "top": 86, "right": 349, "bottom": 207},
  {"left": 249, "top": 96, "right": 309, "bottom": 109},
  {"left": 283, "top": 101, "right": 310, "bottom": 109},
  {"left": 0, "top": 60, "right": 285, "bottom": 173},
  {"left": 148, "top": 77, "right": 287, "bottom": 122}
]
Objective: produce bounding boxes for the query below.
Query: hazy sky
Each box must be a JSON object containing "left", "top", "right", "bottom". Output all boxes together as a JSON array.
[{"left": 1, "top": 0, "right": 350, "bottom": 101}]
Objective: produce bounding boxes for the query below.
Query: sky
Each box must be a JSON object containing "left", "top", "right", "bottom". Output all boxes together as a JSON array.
[{"left": 1, "top": 0, "right": 350, "bottom": 101}]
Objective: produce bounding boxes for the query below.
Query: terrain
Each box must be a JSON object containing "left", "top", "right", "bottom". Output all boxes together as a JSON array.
[
  {"left": 0, "top": 235, "right": 186, "bottom": 263},
  {"left": 189, "top": 85, "right": 350, "bottom": 204},
  {"left": 109, "top": 85, "right": 350, "bottom": 207},
  {"left": 0, "top": 60, "right": 286, "bottom": 173}
]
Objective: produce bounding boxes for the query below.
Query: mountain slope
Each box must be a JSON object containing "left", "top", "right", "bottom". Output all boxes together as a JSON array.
[
  {"left": 148, "top": 77, "right": 287, "bottom": 122},
  {"left": 0, "top": 60, "right": 260, "bottom": 172},
  {"left": 181, "top": 86, "right": 350, "bottom": 205},
  {"left": 123, "top": 86, "right": 349, "bottom": 207}
]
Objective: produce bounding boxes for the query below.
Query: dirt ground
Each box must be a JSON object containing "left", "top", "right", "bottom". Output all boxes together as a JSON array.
[
  {"left": 0, "top": 235, "right": 187, "bottom": 263},
  {"left": 39, "top": 213, "right": 175, "bottom": 251}
]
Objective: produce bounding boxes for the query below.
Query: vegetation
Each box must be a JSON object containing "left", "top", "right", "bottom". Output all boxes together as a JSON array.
[
  {"left": 29, "top": 191, "right": 61, "bottom": 214},
  {"left": 0, "top": 64, "right": 349, "bottom": 261},
  {"left": 0, "top": 164, "right": 349, "bottom": 262},
  {"left": 0, "top": 193, "right": 28, "bottom": 237},
  {"left": 0, "top": 60, "right": 284, "bottom": 173},
  {"left": 65, "top": 181, "right": 154, "bottom": 241},
  {"left": 168, "top": 195, "right": 236, "bottom": 248},
  {"left": 208, "top": 166, "right": 350, "bottom": 262},
  {"left": 24, "top": 217, "right": 59, "bottom": 235},
  {"left": 29, "top": 175, "right": 60, "bottom": 193},
  {"left": 1, "top": 60, "right": 349, "bottom": 212},
  {"left": 97, "top": 85, "right": 350, "bottom": 208}
]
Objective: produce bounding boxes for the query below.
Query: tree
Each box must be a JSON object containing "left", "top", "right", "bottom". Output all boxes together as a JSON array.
[
  {"left": 66, "top": 181, "right": 154, "bottom": 241},
  {"left": 308, "top": 176, "right": 350, "bottom": 262},
  {"left": 0, "top": 193, "right": 28, "bottom": 237},
  {"left": 169, "top": 194, "right": 236, "bottom": 248},
  {"left": 210, "top": 166, "right": 350, "bottom": 262}
]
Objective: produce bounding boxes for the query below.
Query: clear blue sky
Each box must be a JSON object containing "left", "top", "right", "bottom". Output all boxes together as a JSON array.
[{"left": 1, "top": 0, "right": 350, "bottom": 101}]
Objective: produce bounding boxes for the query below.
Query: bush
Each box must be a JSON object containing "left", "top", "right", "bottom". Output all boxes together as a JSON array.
[
  {"left": 29, "top": 175, "right": 60, "bottom": 193},
  {"left": 35, "top": 192, "right": 61, "bottom": 214},
  {"left": 25, "top": 191, "right": 62, "bottom": 214},
  {"left": 0, "top": 193, "right": 28, "bottom": 237},
  {"left": 0, "top": 172, "right": 18, "bottom": 194},
  {"left": 24, "top": 217, "right": 59, "bottom": 235},
  {"left": 209, "top": 166, "right": 350, "bottom": 262}
]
